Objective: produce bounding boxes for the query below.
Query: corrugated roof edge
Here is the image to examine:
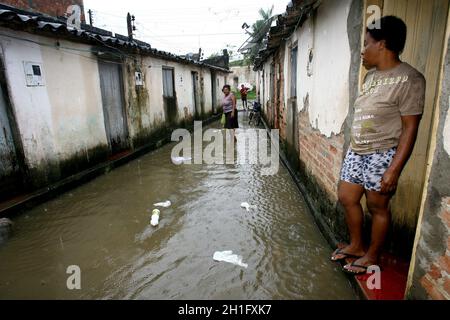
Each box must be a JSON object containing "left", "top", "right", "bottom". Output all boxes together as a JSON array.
[
  {"left": 253, "top": 0, "right": 319, "bottom": 71},
  {"left": 0, "top": 5, "right": 231, "bottom": 73}
]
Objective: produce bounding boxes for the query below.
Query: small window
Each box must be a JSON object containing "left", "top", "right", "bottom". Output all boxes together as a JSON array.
[{"left": 162, "top": 67, "right": 175, "bottom": 98}]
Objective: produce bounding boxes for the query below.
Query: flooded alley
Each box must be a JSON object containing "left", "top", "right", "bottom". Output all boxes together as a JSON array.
[{"left": 0, "top": 116, "right": 355, "bottom": 300}]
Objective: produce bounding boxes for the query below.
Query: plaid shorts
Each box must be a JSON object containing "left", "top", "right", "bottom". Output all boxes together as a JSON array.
[{"left": 340, "top": 147, "right": 397, "bottom": 192}]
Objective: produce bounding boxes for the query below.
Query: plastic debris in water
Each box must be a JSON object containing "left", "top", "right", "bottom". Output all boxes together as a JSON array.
[
  {"left": 240, "top": 202, "right": 256, "bottom": 212},
  {"left": 0, "top": 218, "right": 13, "bottom": 243},
  {"left": 150, "top": 209, "right": 160, "bottom": 227},
  {"left": 213, "top": 250, "right": 248, "bottom": 268},
  {"left": 154, "top": 200, "right": 171, "bottom": 208},
  {"left": 0, "top": 218, "right": 13, "bottom": 227},
  {"left": 171, "top": 156, "right": 192, "bottom": 165}
]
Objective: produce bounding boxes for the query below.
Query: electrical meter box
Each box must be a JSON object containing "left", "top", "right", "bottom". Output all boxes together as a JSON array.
[{"left": 23, "top": 61, "right": 45, "bottom": 87}]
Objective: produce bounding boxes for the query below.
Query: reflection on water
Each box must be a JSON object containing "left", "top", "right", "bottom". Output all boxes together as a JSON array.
[{"left": 0, "top": 116, "right": 356, "bottom": 299}]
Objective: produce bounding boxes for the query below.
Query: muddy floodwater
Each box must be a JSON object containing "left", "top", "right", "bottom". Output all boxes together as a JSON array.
[{"left": 0, "top": 116, "right": 356, "bottom": 299}]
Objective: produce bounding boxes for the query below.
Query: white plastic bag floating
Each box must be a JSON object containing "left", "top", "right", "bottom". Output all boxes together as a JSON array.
[
  {"left": 154, "top": 200, "right": 171, "bottom": 208},
  {"left": 213, "top": 250, "right": 248, "bottom": 268},
  {"left": 150, "top": 209, "right": 160, "bottom": 227},
  {"left": 171, "top": 156, "right": 192, "bottom": 165},
  {"left": 240, "top": 202, "right": 257, "bottom": 212}
]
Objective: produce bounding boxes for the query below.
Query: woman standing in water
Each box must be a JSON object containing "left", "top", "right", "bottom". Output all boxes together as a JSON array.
[{"left": 222, "top": 85, "right": 238, "bottom": 142}]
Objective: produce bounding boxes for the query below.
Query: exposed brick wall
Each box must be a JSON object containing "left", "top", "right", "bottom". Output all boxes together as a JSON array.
[
  {"left": 1, "top": 0, "right": 85, "bottom": 21},
  {"left": 419, "top": 197, "right": 450, "bottom": 300},
  {"left": 298, "top": 109, "right": 345, "bottom": 202}
]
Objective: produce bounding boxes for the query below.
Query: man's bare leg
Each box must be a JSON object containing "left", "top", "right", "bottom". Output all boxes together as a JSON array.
[
  {"left": 332, "top": 181, "right": 366, "bottom": 260},
  {"left": 344, "top": 190, "right": 391, "bottom": 272}
]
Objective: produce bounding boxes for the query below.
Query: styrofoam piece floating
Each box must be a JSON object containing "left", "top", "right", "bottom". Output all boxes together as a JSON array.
[
  {"left": 213, "top": 250, "right": 248, "bottom": 268},
  {"left": 154, "top": 200, "right": 171, "bottom": 208}
]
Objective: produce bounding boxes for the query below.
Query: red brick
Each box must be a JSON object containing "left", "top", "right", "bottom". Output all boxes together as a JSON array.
[
  {"left": 430, "top": 288, "right": 447, "bottom": 300},
  {"left": 428, "top": 263, "right": 443, "bottom": 280},
  {"left": 444, "top": 197, "right": 450, "bottom": 207},
  {"left": 2, "top": 0, "right": 85, "bottom": 20},
  {"left": 444, "top": 277, "right": 450, "bottom": 295},
  {"left": 420, "top": 275, "right": 434, "bottom": 294},
  {"left": 420, "top": 276, "right": 446, "bottom": 300},
  {"left": 441, "top": 209, "right": 450, "bottom": 228},
  {"left": 438, "top": 255, "right": 450, "bottom": 274}
]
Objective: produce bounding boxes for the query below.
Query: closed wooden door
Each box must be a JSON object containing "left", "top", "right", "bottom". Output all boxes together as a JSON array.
[
  {"left": 98, "top": 60, "right": 129, "bottom": 154},
  {"left": 0, "top": 80, "right": 22, "bottom": 200},
  {"left": 382, "top": 0, "right": 450, "bottom": 228}
]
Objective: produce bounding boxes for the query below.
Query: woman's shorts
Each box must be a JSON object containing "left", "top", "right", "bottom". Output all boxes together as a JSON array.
[
  {"left": 224, "top": 111, "right": 239, "bottom": 129},
  {"left": 340, "top": 147, "right": 397, "bottom": 192}
]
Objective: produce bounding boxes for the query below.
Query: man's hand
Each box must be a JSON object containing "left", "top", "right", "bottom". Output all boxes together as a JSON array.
[{"left": 380, "top": 168, "right": 400, "bottom": 194}]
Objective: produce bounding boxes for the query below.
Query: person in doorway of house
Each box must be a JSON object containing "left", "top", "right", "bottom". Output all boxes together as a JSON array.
[
  {"left": 240, "top": 84, "right": 249, "bottom": 110},
  {"left": 222, "top": 84, "right": 238, "bottom": 142},
  {"left": 330, "top": 16, "right": 426, "bottom": 275}
]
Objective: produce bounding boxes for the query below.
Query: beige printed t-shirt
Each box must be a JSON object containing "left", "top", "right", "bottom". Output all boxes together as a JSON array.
[{"left": 351, "top": 62, "right": 426, "bottom": 154}]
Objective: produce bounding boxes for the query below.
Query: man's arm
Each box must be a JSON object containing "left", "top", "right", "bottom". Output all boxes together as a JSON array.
[{"left": 380, "top": 115, "right": 422, "bottom": 194}]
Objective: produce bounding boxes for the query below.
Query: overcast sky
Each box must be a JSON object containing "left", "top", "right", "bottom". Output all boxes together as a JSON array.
[{"left": 83, "top": 0, "right": 288, "bottom": 59}]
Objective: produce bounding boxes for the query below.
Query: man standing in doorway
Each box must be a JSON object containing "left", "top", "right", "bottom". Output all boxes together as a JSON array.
[
  {"left": 330, "top": 16, "right": 426, "bottom": 274},
  {"left": 240, "top": 84, "right": 249, "bottom": 110}
]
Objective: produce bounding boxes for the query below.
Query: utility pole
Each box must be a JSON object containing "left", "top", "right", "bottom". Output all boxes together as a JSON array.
[
  {"left": 127, "top": 13, "right": 136, "bottom": 40},
  {"left": 87, "top": 9, "right": 94, "bottom": 27}
]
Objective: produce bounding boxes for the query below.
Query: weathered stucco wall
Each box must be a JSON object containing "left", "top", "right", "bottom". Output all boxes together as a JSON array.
[
  {"left": 294, "top": 0, "right": 352, "bottom": 137},
  {"left": 230, "top": 65, "right": 256, "bottom": 89},
  {"left": 262, "top": 58, "right": 272, "bottom": 117},
  {"left": 256, "top": 0, "right": 363, "bottom": 243},
  {"left": 0, "top": 30, "right": 108, "bottom": 171},
  {"left": 443, "top": 96, "right": 450, "bottom": 155},
  {"left": 408, "top": 34, "right": 450, "bottom": 300},
  {"left": 203, "top": 69, "right": 213, "bottom": 114},
  {"left": 0, "top": 27, "right": 228, "bottom": 193}
]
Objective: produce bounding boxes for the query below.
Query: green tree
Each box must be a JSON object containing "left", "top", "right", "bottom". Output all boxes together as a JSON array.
[{"left": 241, "top": 6, "right": 276, "bottom": 64}]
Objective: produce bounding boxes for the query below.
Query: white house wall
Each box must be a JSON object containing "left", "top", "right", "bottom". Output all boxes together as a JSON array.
[
  {"left": 0, "top": 29, "right": 107, "bottom": 168},
  {"left": 284, "top": 0, "right": 352, "bottom": 137},
  {"left": 0, "top": 27, "right": 228, "bottom": 173},
  {"left": 203, "top": 70, "right": 213, "bottom": 114},
  {"left": 312, "top": 0, "right": 351, "bottom": 137},
  {"left": 263, "top": 58, "right": 272, "bottom": 114}
]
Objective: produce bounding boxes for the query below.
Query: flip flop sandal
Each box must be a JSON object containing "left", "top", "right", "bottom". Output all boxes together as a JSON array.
[
  {"left": 343, "top": 262, "right": 382, "bottom": 275},
  {"left": 330, "top": 248, "right": 363, "bottom": 262}
]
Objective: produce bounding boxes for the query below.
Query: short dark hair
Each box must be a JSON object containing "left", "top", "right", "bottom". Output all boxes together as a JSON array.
[
  {"left": 223, "top": 85, "right": 231, "bottom": 91},
  {"left": 366, "top": 15, "right": 407, "bottom": 55}
]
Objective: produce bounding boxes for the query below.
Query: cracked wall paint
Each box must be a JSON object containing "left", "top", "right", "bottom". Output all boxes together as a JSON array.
[
  {"left": 285, "top": 0, "right": 352, "bottom": 137},
  {"left": 444, "top": 96, "right": 450, "bottom": 155}
]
